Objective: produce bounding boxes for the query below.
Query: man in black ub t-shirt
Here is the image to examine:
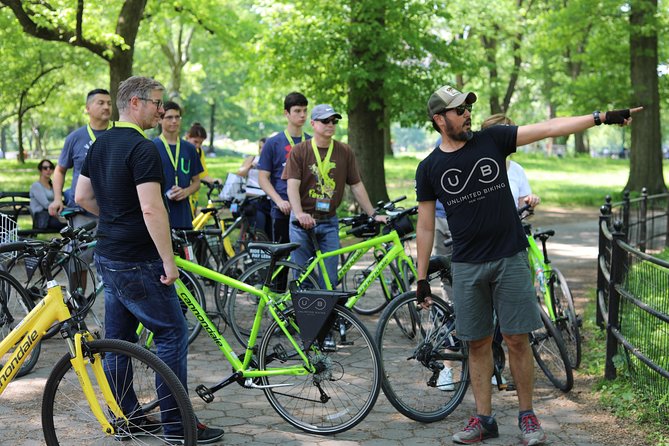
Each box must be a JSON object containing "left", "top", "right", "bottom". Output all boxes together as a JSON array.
[
  {"left": 414, "top": 84, "right": 640, "bottom": 446},
  {"left": 75, "top": 75, "right": 223, "bottom": 444}
]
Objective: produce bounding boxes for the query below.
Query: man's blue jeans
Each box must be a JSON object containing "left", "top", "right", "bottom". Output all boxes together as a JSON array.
[
  {"left": 95, "top": 254, "right": 188, "bottom": 435},
  {"left": 289, "top": 215, "right": 340, "bottom": 288}
]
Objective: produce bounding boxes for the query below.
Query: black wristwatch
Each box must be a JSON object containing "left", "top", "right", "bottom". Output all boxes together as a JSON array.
[{"left": 593, "top": 110, "right": 602, "bottom": 126}]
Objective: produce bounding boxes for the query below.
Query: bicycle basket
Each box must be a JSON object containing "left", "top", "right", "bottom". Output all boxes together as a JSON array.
[
  {"left": 383, "top": 214, "right": 414, "bottom": 238},
  {"left": 0, "top": 213, "right": 18, "bottom": 265}
]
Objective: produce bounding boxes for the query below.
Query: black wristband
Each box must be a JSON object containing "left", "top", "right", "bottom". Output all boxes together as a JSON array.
[{"left": 593, "top": 110, "right": 602, "bottom": 126}]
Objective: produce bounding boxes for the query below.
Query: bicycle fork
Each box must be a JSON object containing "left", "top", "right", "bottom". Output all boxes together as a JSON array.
[{"left": 66, "top": 330, "right": 126, "bottom": 435}]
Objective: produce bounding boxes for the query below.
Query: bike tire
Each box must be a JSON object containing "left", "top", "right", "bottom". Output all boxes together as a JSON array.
[
  {"left": 550, "top": 268, "right": 581, "bottom": 369},
  {"left": 226, "top": 259, "right": 318, "bottom": 347},
  {"left": 347, "top": 252, "right": 409, "bottom": 316},
  {"left": 530, "top": 305, "right": 574, "bottom": 392},
  {"left": 214, "top": 250, "right": 254, "bottom": 317},
  {"left": 178, "top": 268, "right": 206, "bottom": 345},
  {"left": 375, "top": 291, "right": 469, "bottom": 422},
  {"left": 0, "top": 270, "right": 41, "bottom": 377},
  {"left": 41, "top": 338, "right": 197, "bottom": 445},
  {"left": 257, "top": 305, "right": 381, "bottom": 434}
]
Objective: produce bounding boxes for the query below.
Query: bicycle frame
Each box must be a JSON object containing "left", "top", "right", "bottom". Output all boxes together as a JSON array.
[
  {"left": 526, "top": 232, "right": 557, "bottom": 321},
  {"left": 285, "top": 229, "right": 416, "bottom": 309},
  {"left": 0, "top": 280, "right": 125, "bottom": 433},
  {"left": 173, "top": 256, "right": 315, "bottom": 378}
]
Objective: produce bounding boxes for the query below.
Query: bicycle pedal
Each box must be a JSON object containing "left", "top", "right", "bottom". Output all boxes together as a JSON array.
[{"left": 195, "top": 384, "right": 215, "bottom": 403}]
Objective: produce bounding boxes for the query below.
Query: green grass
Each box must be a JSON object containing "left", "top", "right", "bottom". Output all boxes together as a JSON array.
[{"left": 1, "top": 153, "right": 666, "bottom": 211}]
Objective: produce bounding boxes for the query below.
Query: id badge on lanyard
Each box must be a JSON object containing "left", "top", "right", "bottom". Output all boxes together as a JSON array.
[{"left": 315, "top": 198, "right": 331, "bottom": 213}]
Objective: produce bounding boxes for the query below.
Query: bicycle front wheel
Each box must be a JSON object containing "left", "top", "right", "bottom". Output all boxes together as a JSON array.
[
  {"left": 530, "top": 305, "right": 574, "bottom": 392},
  {"left": 376, "top": 291, "right": 469, "bottom": 422},
  {"left": 0, "top": 270, "right": 41, "bottom": 377},
  {"left": 41, "top": 338, "right": 197, "bottom": 445},
  {"left": 347, "top": 254, "right": 410, "bottom": 316},
  {"left": 549, "top": 268, "right": 581, "bottom": 369},
  {"left": 178, "top": 268, "right": 206, "bottom": 345},
  {"left": 257, "top": 305, "right": 382, "bottom": 434}
]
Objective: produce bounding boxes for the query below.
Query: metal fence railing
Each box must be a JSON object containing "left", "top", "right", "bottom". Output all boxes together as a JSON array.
[{"left": 597, "top": 188, "right": 669, "bottom": 421}]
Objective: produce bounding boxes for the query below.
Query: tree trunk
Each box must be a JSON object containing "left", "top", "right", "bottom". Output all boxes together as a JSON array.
[
  {"left": 348, "top": 88, "right": 388, "bottom": 204},
  {"left": 626, "top": 0, "right": 665, "bottom": 193},
  {"left": 574, "top": 132, "right": 587, "bottom": 154},
  {"left": 208, "top": 100, "right": 216, "bottom": 154}
]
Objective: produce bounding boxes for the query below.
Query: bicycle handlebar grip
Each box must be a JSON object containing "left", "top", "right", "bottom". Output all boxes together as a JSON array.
[{"left": 0, "top": 241, "right": 29, "bottom": 254}]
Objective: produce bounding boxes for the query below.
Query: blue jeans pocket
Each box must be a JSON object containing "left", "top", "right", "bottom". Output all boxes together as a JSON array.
[{"left": 100, "top": 264, "right": 148, "bottom": 302}]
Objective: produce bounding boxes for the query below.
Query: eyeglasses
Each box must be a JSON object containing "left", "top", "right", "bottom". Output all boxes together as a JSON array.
[
  {"left": 138, "top": 97, "right": 164, "bottom": 109},
  {"left": 317, "top": 118, "right": 339, "bottom": 125},
  {"left": 40, "top": 165, "right": 54, "bottom": 171},
  {"left": 443, "top": 103, "right": 473, "bottom": 116},
  {"left": 163, "top": 115, "right": 181, "bottom": 121}
]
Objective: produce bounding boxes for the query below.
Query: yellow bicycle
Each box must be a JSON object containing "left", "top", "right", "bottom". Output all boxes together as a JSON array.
[{"left": 0, "top": 228, "right": 197, "bottom": 445}]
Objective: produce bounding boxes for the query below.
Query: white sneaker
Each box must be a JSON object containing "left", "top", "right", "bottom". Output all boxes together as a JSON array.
[
  {"left": 437, "top": 366, "right": 455, "bottom": 391},
  {"left": 491, "top": 375, "right": 507, "bottom": 386}
]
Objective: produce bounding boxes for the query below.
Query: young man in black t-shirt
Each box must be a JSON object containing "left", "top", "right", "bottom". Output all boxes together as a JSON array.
[{"left": 415, "top": 84, "right": 640, "bottom": 446}]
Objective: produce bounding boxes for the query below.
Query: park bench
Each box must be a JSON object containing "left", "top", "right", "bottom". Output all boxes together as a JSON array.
[{"left": 0, "top": 191, "right": 62, "bottom": 237}]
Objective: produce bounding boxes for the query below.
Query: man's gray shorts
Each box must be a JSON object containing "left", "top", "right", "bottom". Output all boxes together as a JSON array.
[{"left": 451, "top": 250, "right": 542, "bottom": 341}]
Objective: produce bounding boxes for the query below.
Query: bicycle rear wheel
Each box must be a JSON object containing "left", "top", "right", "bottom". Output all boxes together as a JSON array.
[
  {"left": 41, "top": 338, "right": 197, "bottom": 445},
  {"left": 0, "top": 270, "right": 41, "bottom": 377},
  {"left": 257, "top": 305, "right": 381, "bottom": 434},
  {"left": 549, "top": 268, "right": 581, "bottom": 369},
  {"left": 375, "top": 291, "right": 469, "bottom": 422},
  {"left": 530, "top": 305, "right": 573, "bottom": 392}
]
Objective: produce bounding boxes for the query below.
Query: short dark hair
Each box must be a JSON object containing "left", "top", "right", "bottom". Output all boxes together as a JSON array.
[
  {"left": 86, "top": 88, "right": 110, "bottom": 103},
  {"left": 186, "top": 122, "right": 207, "bottom": 139},
  {"left": 284, "top": 92, "right": 308, "bottom": 111},
  {"left": 163, "top": 101, "right": 182, "bottom": 115}
]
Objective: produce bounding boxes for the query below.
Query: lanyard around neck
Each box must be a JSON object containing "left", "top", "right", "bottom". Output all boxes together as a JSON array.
[
  {"left": 311, "top": 138, "right": 334, "bottom": 180},
  {"left": 160, "top": 134, "right": 181, "bottom": 186},
  {"left": 87, "top": 122, "right": 112, "bottom": 142},
  {"left": 284, "top": 129, "right": 304, "bottom": 148},
  {"left": 113, "top": 121, "right": 148, "bottom": 139}
]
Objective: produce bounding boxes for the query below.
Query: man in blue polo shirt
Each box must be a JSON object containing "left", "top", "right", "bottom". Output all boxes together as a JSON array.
[
  {"left": 258, "top": 92, "right": 310, "bottom": 242},
  {"left": 49, "top": 88, "right": 111, "bottom": 226}
]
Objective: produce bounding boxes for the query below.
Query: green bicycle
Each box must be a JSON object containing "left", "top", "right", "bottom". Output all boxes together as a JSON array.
[
  {"left": 224, "top": 204, "right": 419, "bottom": 347},
  {"left": 170, "top": 235, "right": 382, "bottom": 435},
  {"left": 522, "top": 205, "right": 581, "bottom": 370}
]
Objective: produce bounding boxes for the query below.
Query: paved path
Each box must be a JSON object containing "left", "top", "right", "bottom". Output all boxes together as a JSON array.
[{"left": 1, "top": 206, "right": 634, "bottom": 445}]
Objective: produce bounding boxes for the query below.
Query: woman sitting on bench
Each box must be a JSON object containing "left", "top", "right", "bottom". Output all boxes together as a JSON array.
[{"left": 30, "top": 159, "right": 66, "bottom": 230}]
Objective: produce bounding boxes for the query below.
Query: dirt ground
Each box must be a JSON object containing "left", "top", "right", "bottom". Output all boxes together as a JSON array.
[{"left": 531, "top": 206, "right": 656, "bottom": 446}]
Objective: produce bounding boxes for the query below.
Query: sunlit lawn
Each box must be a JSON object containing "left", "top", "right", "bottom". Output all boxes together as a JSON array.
[{"left": 1, "top": 153, "right": 667, "bottom": 216}]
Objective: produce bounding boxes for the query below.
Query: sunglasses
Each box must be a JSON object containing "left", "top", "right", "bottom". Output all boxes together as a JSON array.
[
  {"left": 443, "top": 103, "right": 473, "bottom": 116},
  {"left": 317, "top": 118, "right": 339, "bottom": 125},
  {"left": 40, "top": 165, "right": 54, "bottom": 171}
]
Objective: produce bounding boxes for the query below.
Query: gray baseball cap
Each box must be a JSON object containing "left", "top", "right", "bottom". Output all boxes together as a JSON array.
[
  {"left": 427, "top": 85, "right": 477, "bottom": 118},
  {"left": 311, "top": 104, "right": 343, "bottom": 120}
]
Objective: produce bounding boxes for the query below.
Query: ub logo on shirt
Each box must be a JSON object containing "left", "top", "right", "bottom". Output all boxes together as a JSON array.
[{"left": 440, "top": 157, "right": 500, "bottom": 195}]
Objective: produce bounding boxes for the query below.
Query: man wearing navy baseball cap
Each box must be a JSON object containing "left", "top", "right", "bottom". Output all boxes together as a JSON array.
[{"left": 282, "top": 104, "right": 385, "bottom": 290}]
